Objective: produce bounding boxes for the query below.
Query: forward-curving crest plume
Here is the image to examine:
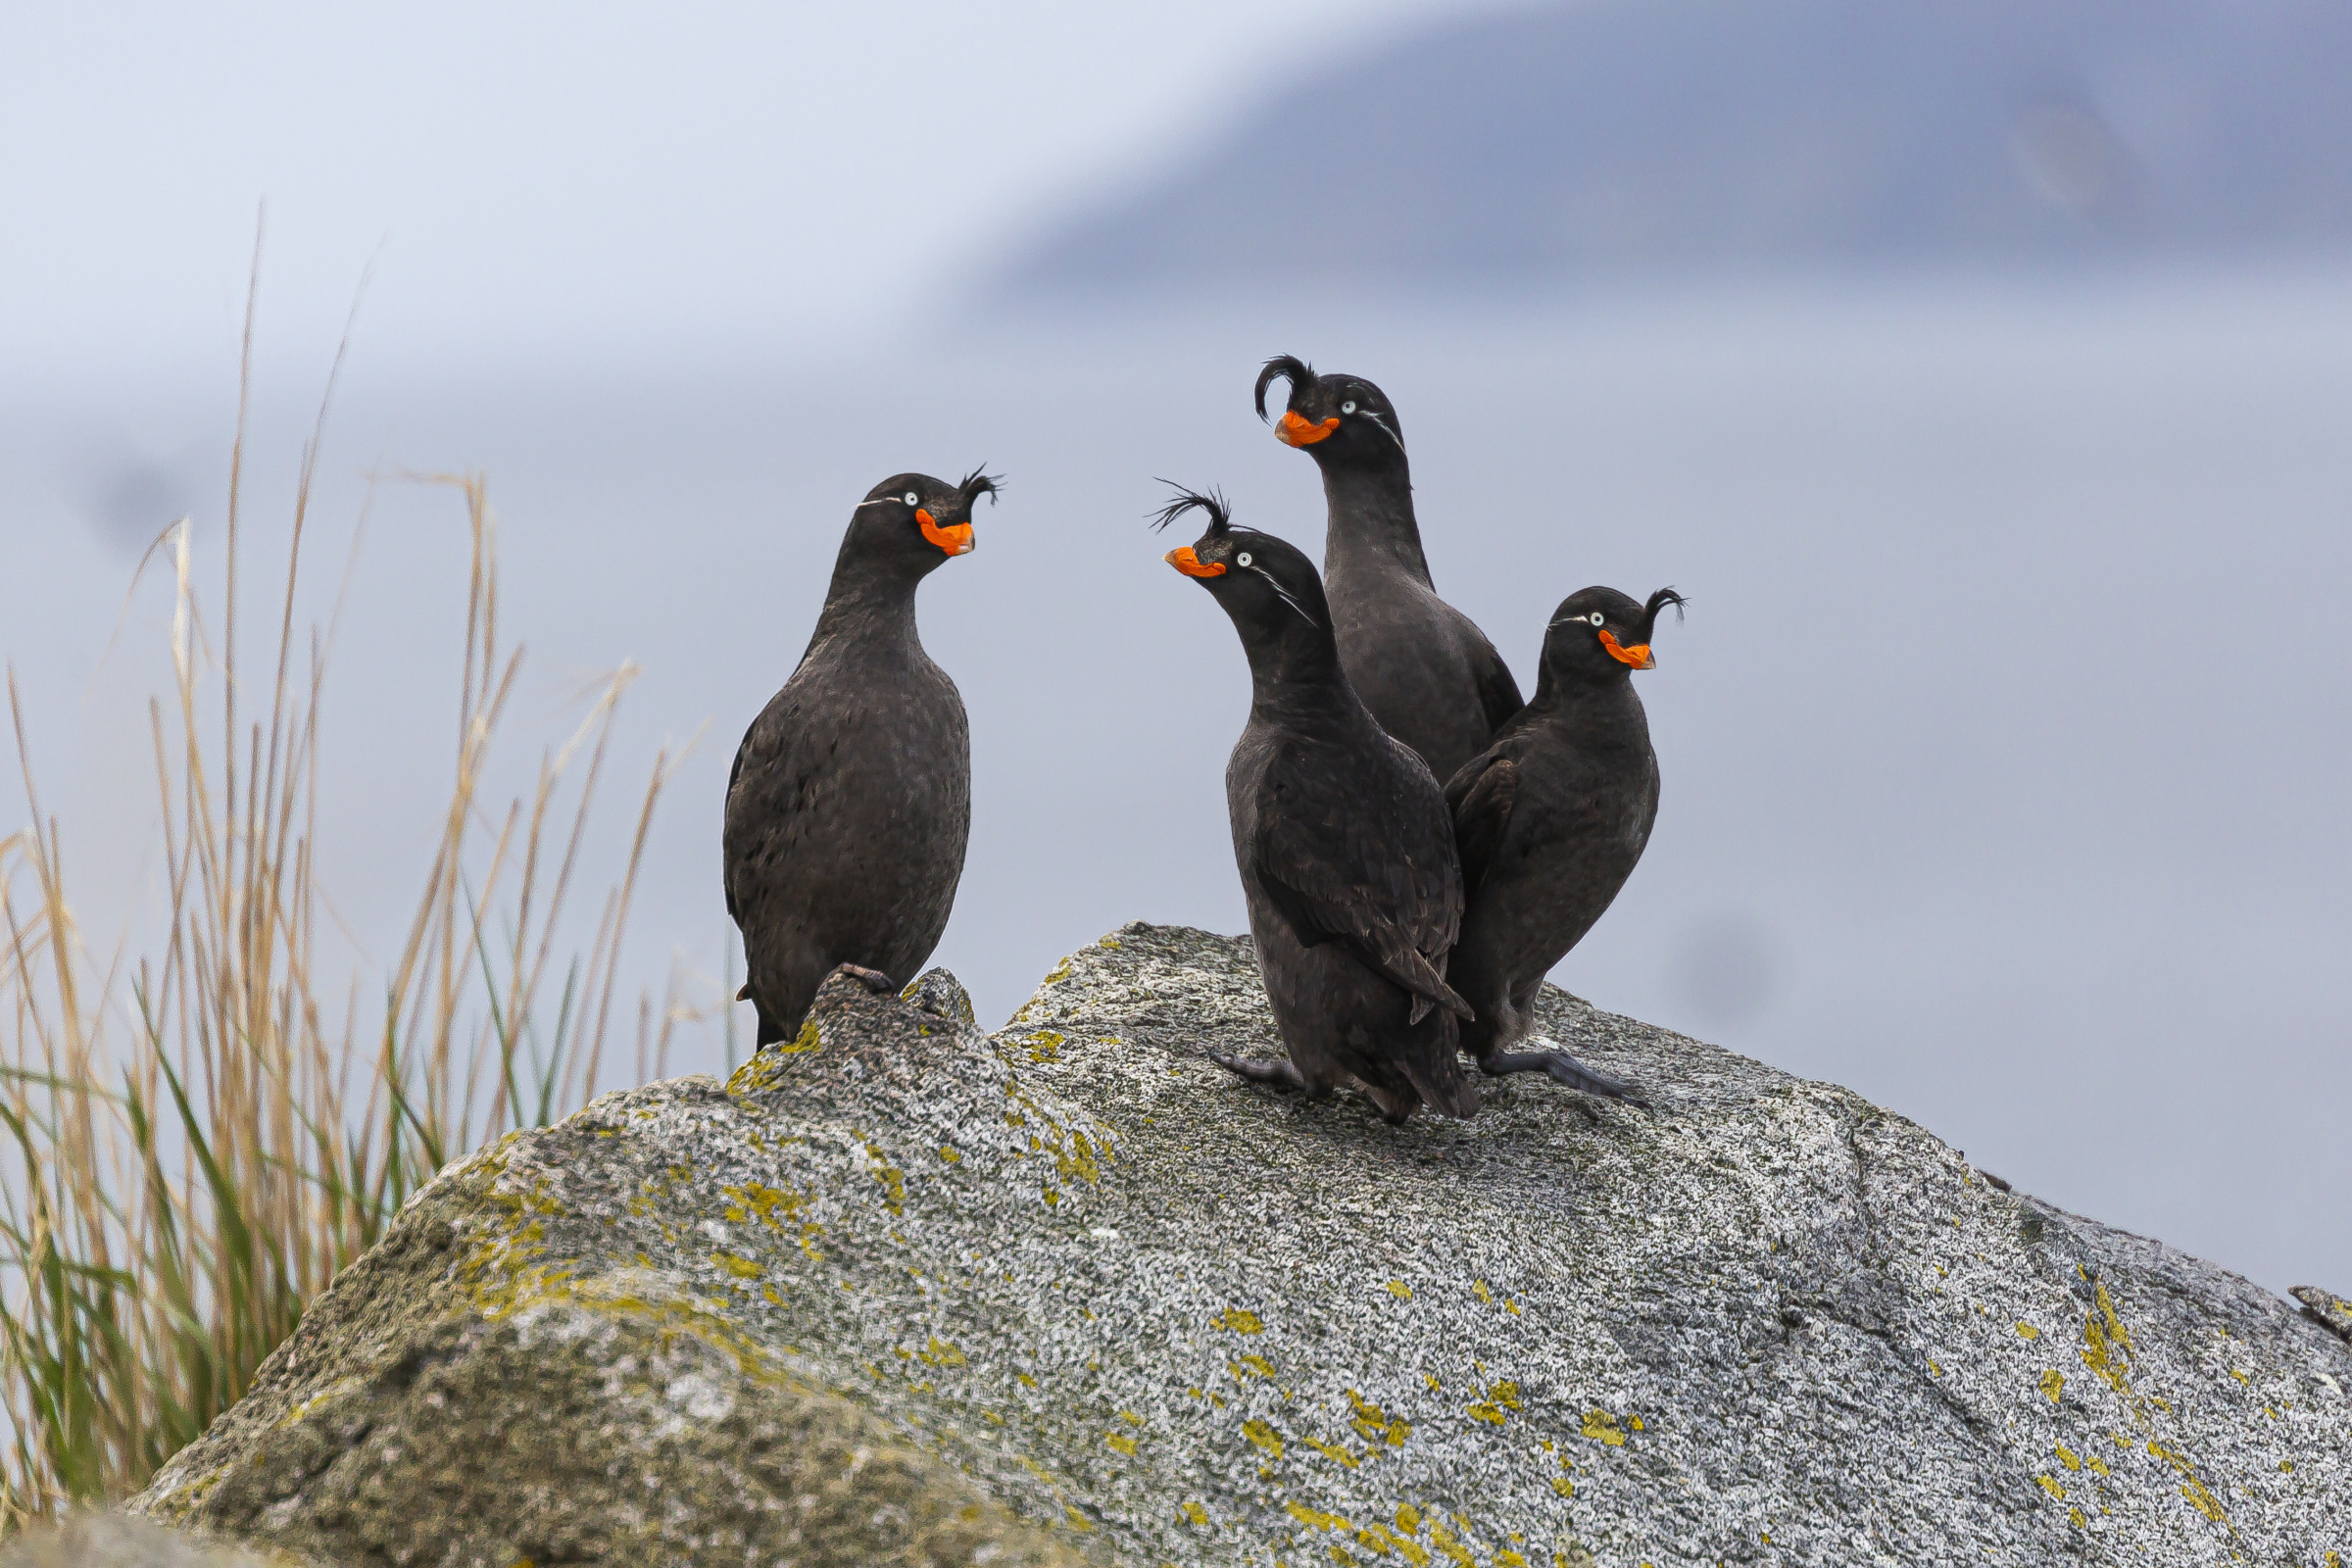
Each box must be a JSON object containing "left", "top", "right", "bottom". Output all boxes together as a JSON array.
[{"left": 1253, "top": 355, "right": 1315, "bottom": 421}]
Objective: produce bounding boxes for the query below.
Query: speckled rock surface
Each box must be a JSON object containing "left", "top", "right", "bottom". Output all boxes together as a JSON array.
[
  {"left": 0, "top": 1512, "right": 315, "bottom": 1567},
  {"left": 132, "top": 923, "right": 2350, "bottom": 1568}
]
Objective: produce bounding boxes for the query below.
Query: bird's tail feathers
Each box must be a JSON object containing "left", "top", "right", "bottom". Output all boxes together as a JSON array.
[{"left": 1402, "top": 1045, "right": 1479, "bottom": 1120}]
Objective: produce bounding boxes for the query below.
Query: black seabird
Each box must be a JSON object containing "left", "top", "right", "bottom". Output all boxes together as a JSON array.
[
  {"left": 723, "top": 468, "right": 1000, "bottom": 1044},
  {"left": 1445, "top": 585, "right": 1684, "bottom": 1102},
  {"left": 1253, "top": 355, "right": 1523, "bottom": 784},
  {"left": 1156, "top": 484, "right": 1477, "bottom": 1123}
]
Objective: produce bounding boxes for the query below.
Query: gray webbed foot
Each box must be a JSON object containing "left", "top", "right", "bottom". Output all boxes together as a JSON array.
[
  {"left": 1207, "top": 1051, "right": 1325, "bottom": 1100},
  {"left": 1480, "top": 1037, "right": 1650, "bottom": 1109},
  {"left": 830, "top": 963, "right": 898, "bottom": 997}
]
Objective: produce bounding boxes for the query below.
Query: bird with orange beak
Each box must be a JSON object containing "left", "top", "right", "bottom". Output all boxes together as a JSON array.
[
  {"left": 723, "top": 467, "right": 999, "bottom": 1044},
  {"left": 1254, "top": 354, "right": 1524, "bottom": 785},
  {"left": 1443, "top": 585, "right": 1686, "bottom": 1104},
  {"left": 1156, "top": 483, "right": 1478, "bottom": 1124}
]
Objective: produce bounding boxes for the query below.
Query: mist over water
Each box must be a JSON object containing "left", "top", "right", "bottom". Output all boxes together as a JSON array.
[{"left": 6, "top": 269, "right": 2347, "bottom": 1299}]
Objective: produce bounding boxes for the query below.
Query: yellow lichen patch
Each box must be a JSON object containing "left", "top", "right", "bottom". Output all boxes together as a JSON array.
[
  {"left": 1216, "top": 1307, "right": 1266, "bottom": 1335},
  {"left": 1243, "top": 1419, "right": 1285, "bottom": 1458},
  {"left": 1472, "top": 1280, "right": 1493, "bottom": 1303},
  {"left": 712, "top": 1250, "right": 763, "bottom": 1279},
  {"left": 861, "top": 1145, "right": 907, "bottom": 1214},
  {"left": 2178, "top": 1477, "right": 2226, "bottom": 1522},
  {"left": 1426, "top": 1523, "right": 1476, "bottom": 1566},
  {"left": 2039, "top": 1369, "right": 2064, "bottom": 1403},
  {"left": 2016, "top": 1321, "right": 2040, "bottom": 1341},
  {"left": 1062, "top": 1506, "right": 1094, "bottom": 1532},
  {"left": 1348, "top": 1389, "right": 1410, "bottom": 1447},
  {"left": 1550, "top": 1476, "right": 1575, "bottom": 1498},
  {"left": 1233, "top": 1354, "right": 1278, "bottom": 1380},
  {"left": 1301, "top": 1435, "right": 1360, "bottom": 1468},
  {"left": 1106, "top": 1433, "right": 1138, "bottom": 1457},
  {"left": 1494, "top": 1551, "right": 1529, "bottom": 1567},
  {"left": 939, "top": 1146, "right": 962, "bottom": 1163},
  {"left": 2036, "top": 1476, "right": 2066, "bottom": 1499},
  {"left": 917, "top": 1336, "right": 966, "bottom": 1367},
  {"left": 1581, "top": 1409, "right": 1627, "bottom": 1446},
  {"left": 2086, "top": 1453, "right": 2110, "bottom": 1478},
  {"left": 1465, "top": 1382, "right": 1520, "bottom": 1426},
  {"left": 1180, "top": 1500, "right": 1209, "bottom": 1526},
  {"left": 1288, "top": 1501, "right": 1352, "bottom": 1533},
  {"left": 2055, "top": 1443, "right": 2081, "bottom": 1471},
  {"left": 1387, "top": 1280, "right": 1413, "bottom": 1299},
  {"left": 1022, "top": 1030, "right": 1065, "bottom": 1062}
]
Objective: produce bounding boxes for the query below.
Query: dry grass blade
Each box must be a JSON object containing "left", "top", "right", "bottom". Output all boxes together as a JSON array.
[{"left": 0, "top": 308, "right": 683, "bottom": 1529}]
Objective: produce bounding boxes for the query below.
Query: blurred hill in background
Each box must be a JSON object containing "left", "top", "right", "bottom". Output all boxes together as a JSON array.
[{"left": 997, "top": 0, "right": 2352, "bottom": 299}]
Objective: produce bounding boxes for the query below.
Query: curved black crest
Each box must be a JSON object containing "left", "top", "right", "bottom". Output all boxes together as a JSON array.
[
  {"left": 958, "top": 466, "right": 1004, "bottom": 507},
  {"left": 1253, "top": 354, "right": 1316, "bottom": 422},
  {"left": 1149, "top": 480, "right": 1233, "bottom": 535},
  {"left": 1637, "top": 587, "right": 1689, "bottom": 640}
]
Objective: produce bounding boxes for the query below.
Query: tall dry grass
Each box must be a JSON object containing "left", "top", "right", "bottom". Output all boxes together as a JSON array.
[{"left": 0, "top": 324, "right": 689, "bottom": 1525}]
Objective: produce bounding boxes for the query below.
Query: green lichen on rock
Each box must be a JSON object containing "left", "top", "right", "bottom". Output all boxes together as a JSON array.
[{"left": 131, "top": 924, "right": 2351, "bottom": 1566}]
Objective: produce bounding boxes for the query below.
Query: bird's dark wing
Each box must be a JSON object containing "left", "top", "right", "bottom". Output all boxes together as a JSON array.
[
  {"left": 1251, "top": 747, "right": 1471, "bottom": 1021},
  {"left": 1447, "top": 753, "right": 1519, "bottom": 897},
  {"left": 1468, "top": 631, "right": 1526, "bottom": 737}
]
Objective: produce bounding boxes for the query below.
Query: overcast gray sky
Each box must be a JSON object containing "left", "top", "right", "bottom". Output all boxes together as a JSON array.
[
  {"left": 0, "top": 0, "right": 1498, "bottom": 377},
  {"left": 3, "top": 3, "right": 2347, "bottom": 1304}
]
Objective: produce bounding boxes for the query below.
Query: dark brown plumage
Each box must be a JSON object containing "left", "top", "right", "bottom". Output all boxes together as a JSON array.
[
  {"left": 723, "top": 468, "right": 999, "bottom": 1044},
  {"left": 1255, "top": 355, "right": 1523, "bottom": 784},
  {"left": 1156, "top": 485, "right": 1476, "bottom": 1123},
  {"left": 1445, "top": 585, "right": 1684, "bottom": 1102}
]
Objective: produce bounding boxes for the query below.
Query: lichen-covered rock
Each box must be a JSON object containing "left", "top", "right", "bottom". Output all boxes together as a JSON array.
[
  {"left": 132, "top": 923, "right": 2351, "bottom": 1567},
  {"left": 2292, "top": 1286, "right": 2352, "bottom": 1345},
  {"left": 0, "top": 1512, "right": 315, "bottom": 1568}
]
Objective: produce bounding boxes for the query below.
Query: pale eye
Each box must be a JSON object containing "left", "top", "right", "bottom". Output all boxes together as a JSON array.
[
  {"left": 1589, "top": 612, "right": 1606, "bottom": 626},
  {"left": 1341, "top": 400, "right": 1357, "bottom": 415},
  {"left": 1236, "top": 551, "right": 1253, "bottom": 567},
  {"left": 903, "top": 491, "right": 919, "bottom": 506}
]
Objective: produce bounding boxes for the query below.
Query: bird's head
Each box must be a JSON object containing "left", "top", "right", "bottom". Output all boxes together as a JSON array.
[
  {"left": 1542, "top": 586, "right": 1686, "bottom": 682},
  {"left": 1152, "top": 484, "right": 1331, "bottom": 646},
  {"left": 1253, "top": 355, "right": 1408, "bottom": 472},
  {"left": 848, "top": 466, "right": 1002, "bottom": 572}
]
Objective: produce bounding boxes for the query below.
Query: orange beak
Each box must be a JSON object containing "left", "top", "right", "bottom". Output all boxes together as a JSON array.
[
  {"left": 1598, "top": 629, "right": 1655, "bottom": 669},
  {"left": 1165, "top": 546, "right": 1226, "bottom": 578},
  {"left": 1276, "top": 410, "right": 1341, "bottom": 447},
  {"left": 916, "top": 509, "right": 974, "bottom": 557}
]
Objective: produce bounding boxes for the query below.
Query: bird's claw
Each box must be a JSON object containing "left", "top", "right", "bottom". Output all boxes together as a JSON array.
[{"left": 830, "top": 963, "right": 898, "bottom": 997}]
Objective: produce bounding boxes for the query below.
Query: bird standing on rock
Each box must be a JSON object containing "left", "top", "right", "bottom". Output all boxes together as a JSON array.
[
  {"left": 723, "top": 468, "right": 1000, "bottom": 1045},
  {"left": 1156, "top": 485, "right": 1478, "bottom": 1123},
  {"left": 1444, "top": 586, "right": 1685, "bottom": 1103},
  {"left": 1254, "top": 355, "right": 1523, "bottom": 785}
]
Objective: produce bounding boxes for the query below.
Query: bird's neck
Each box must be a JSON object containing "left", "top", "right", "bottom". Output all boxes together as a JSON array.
[
  {"left": 808, "top": 549, "right": 926, "bottom": 655},
  {"left": 1320, "top": 463, "right": 1432, "bottom": 586},
  {"left": 1242, "top": 624, "right": 1348, "bottom": 715},
  {"left": 1528, "top": 665, "right": 1642, "bottom": 727}
]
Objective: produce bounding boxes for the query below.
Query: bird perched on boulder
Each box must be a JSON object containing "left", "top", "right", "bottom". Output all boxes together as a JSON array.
[
  {"left": 1444, "top": 585, "right": 1685, "bottom": 1103},
  {"left": 1254, "top": 355, "right": 1523, "bottom": 785},
  {"left": 723, "top": 468, "right": 999, "bottom": 1044},
  {"left": 1155, "top": 484, "right": 1477, "bottom": 1123}
]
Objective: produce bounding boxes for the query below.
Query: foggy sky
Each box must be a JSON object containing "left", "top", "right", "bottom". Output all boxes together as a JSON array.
[{"left": 3, "top": 4, "right": 2347, "bottom": 1307}]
